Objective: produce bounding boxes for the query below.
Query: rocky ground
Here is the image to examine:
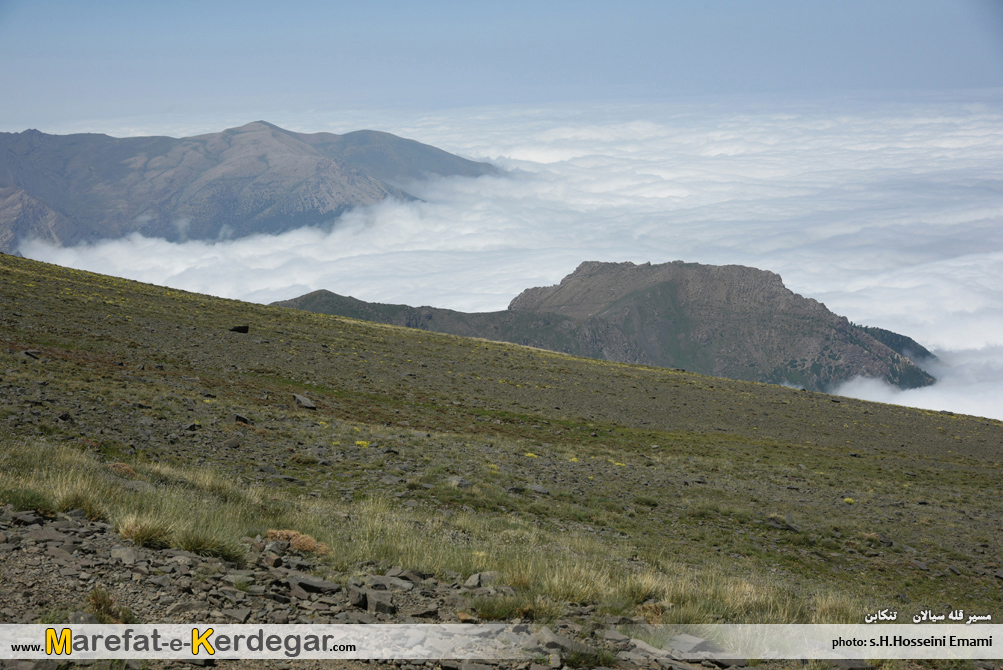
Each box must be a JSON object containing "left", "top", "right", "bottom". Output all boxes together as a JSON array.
[{"left": 0, "top": 505, "right": 776, "bottom": 670}]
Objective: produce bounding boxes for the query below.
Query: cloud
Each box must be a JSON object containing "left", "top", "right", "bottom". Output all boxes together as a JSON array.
[
  {"left": 20, "top": 92, "right": 1003, "bottom": 419},
  {"left": 832, "top": 348, "right": 1003, "bottom": 421}
]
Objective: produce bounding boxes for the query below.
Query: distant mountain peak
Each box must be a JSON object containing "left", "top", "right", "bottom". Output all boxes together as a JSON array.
[
  {"left": 276, "top": 259, "right": 936, "bottom": 393},
  {"left": 0, "top": 123, "right": 498, "bottom": 253}
]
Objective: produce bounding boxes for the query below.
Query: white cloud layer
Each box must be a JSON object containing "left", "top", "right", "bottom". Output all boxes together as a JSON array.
[{"left": 21, "top": 92, "right": 1003, "bottom": 419}]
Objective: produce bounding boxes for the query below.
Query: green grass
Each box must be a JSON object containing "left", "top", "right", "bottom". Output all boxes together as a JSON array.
[{"left": 0, "top": 486, "right": 53, "bottom": 513}]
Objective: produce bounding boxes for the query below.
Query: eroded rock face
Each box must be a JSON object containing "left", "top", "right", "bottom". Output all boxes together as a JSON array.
[
  {"left": 277, "top": 260, "right": 935, "bottom": 392},
  {"left": 0, "top": 122, "right": 498, "bottom": 252},
  {"left": 509, "top": 260, "right": 935, "bottom": 390}
]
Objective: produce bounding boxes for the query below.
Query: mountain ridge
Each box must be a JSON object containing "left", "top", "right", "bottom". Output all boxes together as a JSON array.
[
  {"left": 0, "top": 121, "right": 498, "bottom": 252},
  {"left": 274, "top": 260, "right": 935, "bottom": 392}
]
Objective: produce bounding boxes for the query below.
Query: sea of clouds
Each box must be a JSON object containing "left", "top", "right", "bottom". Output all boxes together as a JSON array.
[{"left": 21, "top": 92, "right": 1003, "bottom": 419}]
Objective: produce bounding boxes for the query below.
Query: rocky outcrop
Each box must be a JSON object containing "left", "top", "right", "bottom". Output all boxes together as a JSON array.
[
  {"left": 0, "top": 122, "right": 498, "bottom": 252},
  {"left": 275, "top": 260, "right": 935, "bottom": 392}
]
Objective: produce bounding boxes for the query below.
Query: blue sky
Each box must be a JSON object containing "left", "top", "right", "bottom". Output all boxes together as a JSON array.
[{"left": 2, "top": 0, "right": 1003, "bottom": 130}]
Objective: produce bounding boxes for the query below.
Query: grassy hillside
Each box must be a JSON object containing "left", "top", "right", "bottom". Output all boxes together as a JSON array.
[{"left": 2, "top": 253, "right": 1003, "bottom": 623}]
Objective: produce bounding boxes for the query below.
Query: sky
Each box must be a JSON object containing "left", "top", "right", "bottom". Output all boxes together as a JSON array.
[
  {"left": 3, "top": 0, "right": 1003, "bottom": 128},
  {"left": 3, "top": 1, "right": 1003, "bottom": 419}
]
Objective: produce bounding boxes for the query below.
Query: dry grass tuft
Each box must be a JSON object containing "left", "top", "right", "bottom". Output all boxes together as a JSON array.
[
  {"left": 266, "top": 529, "right": 332, "bottom": 555},
  {"left": 118, "top": 513, "right": 173, "bottom": 549}
]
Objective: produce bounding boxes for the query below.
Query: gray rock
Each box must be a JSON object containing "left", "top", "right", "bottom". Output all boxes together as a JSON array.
[
  {"left": 24, "top": 527, "right": 69, "bottom": 542},
  {"left": 408, "top": 604, "right": 440, "bottom": 618},
  {"left": 657, "top": 660, "right": 698, "bottom": 670},
  {"left": 46, "top": 546, "right": 75, "bottom": 562},
  {"left": 224, "top": 608, "right": 251, "bottom": 623},
  {"left": 264, "top": 539, "right": 289, "bottom": 553},
  {"left": 447, "top": 476, "right": 471, "bottom": 488},
  {"left": 367, "top": 574, "right": 414, "bottom": 591},
  {"left": 464, "top": 571, "right": 502, "bottom": 588},
  {"left": 765, "top": 516, "right": 800, "bottom": 532},
  {"left": 629, "top": 639, "right": 669, "bottom": 657},
  {"left": 292, "top": 576, "right": 342, "bottom": 594},
  {"left": 166, "top": 602, "right": 203, "bottom": 615},
  {"left": 366, "top": 590, "right": 395, "bottom": 614},
  {"left": 618, "top": 651, "right": 652, "bottom": 665},
  {"left": 285, "top": 580, "right": 310, "bottom": 600},
  {"left": 528, "top": 484, "right": 550, "bottom": 495},
  {"left": 11, "top": 511, "right": 43, "bottom": 525},
  {"left": 667, "top": 634, "right": 717, "bottom": 654},
  {"left": 536, "top": 626, "right": 595, "bottom": 655},
  {"left": 110, "top": 546, "right": 139, "bottom": 565},
  {"left": 259, "top": 553, "right": 281, "bottom": 568},
  {"left": 349, "top": 586, "right": 367, "bottom": 608},
  {"left": 293, "top": 394, "right": 316, "bottom": 410},
  {"left": 148, "top": 575, "right": 173, "bottom": 588},
  {"left": 385, "top": 567, "right": 426, "bottom": 582}
]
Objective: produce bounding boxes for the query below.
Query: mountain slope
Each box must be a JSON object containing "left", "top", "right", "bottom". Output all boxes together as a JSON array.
[
  {"left": 0, "top": 121, "right": 498, "bottom": 251},
  {"left": 275, "top": 260, "right": 935, "bottom": 392},
  {"left": 2, "top": 252, "right": 1003, "bottom": 623}
]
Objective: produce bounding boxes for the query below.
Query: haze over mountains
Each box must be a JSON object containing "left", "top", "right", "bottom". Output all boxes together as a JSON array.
[
  {"left": 275, "top": 260, "right": 935, "bottom": 393},
  {"left": 0, "top": 121, "right": 497, "bottom": 253}
]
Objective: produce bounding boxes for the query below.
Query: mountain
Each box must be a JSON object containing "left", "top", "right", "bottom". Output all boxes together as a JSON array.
[
  {"left": 0, "top": 121, "right": 498, "bottom": 252},
  {"left": 858, "top": 324, "right": 936, "bottom": 363},
  {"left": 274, "top": 260, "right": 935, "bottom": 392}
]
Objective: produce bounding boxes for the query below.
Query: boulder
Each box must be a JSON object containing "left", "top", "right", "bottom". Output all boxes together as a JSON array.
[{"left": 293, "top": 394, "right": 317, "bottom": 410}]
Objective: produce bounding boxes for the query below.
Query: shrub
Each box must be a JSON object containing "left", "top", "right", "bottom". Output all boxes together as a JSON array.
[
  {"left": 0, "top": 487, "right": 53, "bottom": 513},
  {"left": 88, "top": 588, "right": 138, "bottom": 624},
  {"left": 176, "top": 529, "right": 244, "bottom": 563},
  {"left": 118, "top": 515, "right": 173, "bottom": 549}
]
